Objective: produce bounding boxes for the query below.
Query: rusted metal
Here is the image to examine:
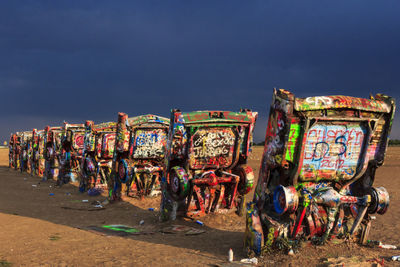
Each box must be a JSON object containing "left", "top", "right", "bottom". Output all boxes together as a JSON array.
[
  {"left": 160, "top": 109, "right": 258, "bottom": 221},
  {"left": 245, "top": 89, "right": 396, "bottom": 255},
  {"left": 109, "top": 113, "right": 170, "bottom": 201},
  {"left": 43, "top": 126, "right": 63, "bottom": 180},
  {"left": 58, "top": 123, "right": 85, "bottom": 185},
  {"left": 80, "top": 120, "right": 117, "bottom": 192},
  {"left": 31, "top": 129, "right": 46, "bottom": 177}
]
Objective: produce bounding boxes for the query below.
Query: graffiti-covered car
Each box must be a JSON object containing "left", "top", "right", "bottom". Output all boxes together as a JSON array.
[
  {"left": 44, "top": 126, "right": 63, "bottom": 180},
  {"left": 80, "top": 121, "right": 117, "bottom": 191},
  {"left": 19, "top": 131, "right": 33, "bottom": 173},
  {"left": 32, "top": 129, "right": 46, "bottom": 177},
  {"left": 110, "top": 113, "right": 169, "bottom": 200},
  {"left": 160, "top": 109, "right": 258, "bottom": 220},
  {"left": 58, "top": 123, "right": 85, "bottom": 184},
  {"left": 245, "top": 89, "right": 396, "bottom": 255},
  {"left": 9, "top": 133, "right": 17, "bottom": 169}
]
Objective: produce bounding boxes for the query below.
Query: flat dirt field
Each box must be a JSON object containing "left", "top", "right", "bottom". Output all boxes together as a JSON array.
[{"left": 0, "top": 147, "right": 399, "bottom": 266}]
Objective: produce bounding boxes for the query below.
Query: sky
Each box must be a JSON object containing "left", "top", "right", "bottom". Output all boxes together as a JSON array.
[{"left": 1, "top": 0, "right": 399, "bottom": 143}]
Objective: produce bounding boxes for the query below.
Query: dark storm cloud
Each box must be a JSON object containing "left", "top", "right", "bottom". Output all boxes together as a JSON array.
[{"left": 1, "top": 0, "right": 399, "bottom": 142}]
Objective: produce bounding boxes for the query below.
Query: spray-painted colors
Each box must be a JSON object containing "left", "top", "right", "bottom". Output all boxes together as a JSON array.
[
  {"left": 58, "top": 123, "right": 85, "bottom": 184},
  {"left": 160, "top": 109, "right": 257, "bottom": 221},
  {"left": 44, "top": 126, "right": 63, "bottom": 180},
  {"left": 31, "top": 129, "right": 46, "bottom": 177},
  {"left": 80, "top": 121, "right": 117, "bottom": 192},
  {"left": 245, "top": 89, "right": 396, "bottom": 255},
  {"left": 109, "top": 113, "right": 169, "bottom": 201}
]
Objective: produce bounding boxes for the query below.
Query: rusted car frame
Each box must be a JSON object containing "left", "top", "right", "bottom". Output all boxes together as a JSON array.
[
  {"left": 245, "top": 89, "right": 396, "bottom": 255},
  {"left": 58, "top": 123, "right": 85, "bottom": 184},
  {"left": 31, "top": 129, "right": 46, "bottom": 177},
  {"left": 109, "top": 113, "right": 169, "bottom": 200},
  {"left": 80, "top": 121, "right": 117, "bottom": 191},
  {"left": 9, "top": 133, "right": 21, "bottom": 170},
  {"left": 43, "top": 126, "right": 63, "bottom": 180},
  {"left": 160, "top": 109, "right": 257, "bottom": 220},
  {"left": 19, "top": 131, "right": 33, "bottom": 173}
]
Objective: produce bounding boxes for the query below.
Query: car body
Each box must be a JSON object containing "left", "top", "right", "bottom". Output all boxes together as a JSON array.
[
  {"left": 44, "top": 126, "right": 63, "bottom": 180},
  {"left": 32, "top": 129, "right": 46, "bottom": 177},
  {"left": 9, "top": 133, "right": 17, "bottom": 169},
  {"left": 19, "top": 131, "right": 33, "bottom": 173},
  {"left": 80, "top": 120, "right": 117, "bottom": 191},
  {"left": 245, "top": 89, "right": 396, "bottom": 255},
  {"left": 160, "top": 109, "right": 257, "bottom": 220},
  {"left": 109, "top": 113, "right": 169, "bottom": 200},
  {"left": 58, "top": 123, "right": 85, "bottom": 184}
]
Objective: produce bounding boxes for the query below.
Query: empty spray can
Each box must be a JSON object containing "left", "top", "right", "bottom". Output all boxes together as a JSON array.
[{"left": 228, "top": 248, "right": 233, "bottom": 262}]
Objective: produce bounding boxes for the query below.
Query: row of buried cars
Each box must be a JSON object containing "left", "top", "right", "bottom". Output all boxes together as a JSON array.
[{"left": 8, "top": 89, "right": 397, "bottom": 255}]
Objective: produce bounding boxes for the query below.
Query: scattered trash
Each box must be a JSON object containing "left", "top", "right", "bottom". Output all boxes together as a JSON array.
[
  {"left": 148, "top": 208, "right": 154, "bottom": 211},
  {"left": 367, "top": 240, "right": 398, "bottom": 249},
  {"left": 66, "top": 192, "right": 71, "bottom": 196},
  {"left": 240, "top": 258, "right": 258, "bottom": 265},
  {"left": 88, "top": 187, "right": 103, "bottom": 196},
  {"left": 49, "top": 185, "right": 52, "bottom": 188},
  {"left": 49, "top": 234, "right": 61, "bottom": 241},
  {"left": 149, "top": 190, "right": 161, "bottom": 197},
  {"left": 139, "top": 220, "right": 145, "bottom": 225},
  {"left": 161, "top": 225, "right": 205, "bottom": 235},
  {"left": 288, "top": 249, "right": 295, "bottom": 256},
  {"left": 370, "top": 216, "right": 376, "bottom": 220},
  {"left": 86, "top": 225, "right": 155, "bottom": 236},
  {"left": 61, "top": 206, "right": 105, "bottom": 211},
  {"left": 49, "top": 193, "right": 54, "bottom": 196},
  {"left": 91, "top": 201, "right": 103, "bottom": 208},
  {"left": 32, "top": 185, "right": 37, "bottom": 187},
  {"left": 379, "top": 243, "right": 398, "bottom": 249},
  {"left": 392, "top": 255, "right": 400, "bottom": 261},
  {"left": 195, "top": 220, "right": 204, "bottom": 226},
  {"left": 82, "top": 199, "right": 89, "bottom": 203},
  {"left": 323, "top": 256, "right": 383, "bottom": 266},
  {"left": 228, "top": 248, "right": 233, "bottom": 262}
]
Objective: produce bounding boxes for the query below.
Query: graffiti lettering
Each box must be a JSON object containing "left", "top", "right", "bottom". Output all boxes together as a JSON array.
[
  {"left": 301, "top": 124, "right": 366, "bottom": 180},
  {"left": 190, "top": 128, "right": 235, "bottom": 168},
  {"left": 133, "top": 129, "right": 166, "bottom": 158}
]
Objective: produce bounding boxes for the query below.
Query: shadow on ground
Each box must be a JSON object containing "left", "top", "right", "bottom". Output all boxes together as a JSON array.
[{"left": 0, "top": 166, "right": 247, "bottom": 261}]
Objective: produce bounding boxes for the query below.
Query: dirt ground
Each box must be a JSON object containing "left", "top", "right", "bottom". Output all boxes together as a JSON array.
[{"left": 0, "top": 147, "right": 399, "bottom": 266}]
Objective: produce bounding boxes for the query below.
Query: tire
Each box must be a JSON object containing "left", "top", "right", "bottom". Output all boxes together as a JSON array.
[
  {"left": 167, "top": 166, "right": 190, "bottom": 201},
  {"left": 118, "top": 159, "right": 129, "bottom": 183},
  {"left": 234, "top": 165, "right": 255, "bottom": 195}
]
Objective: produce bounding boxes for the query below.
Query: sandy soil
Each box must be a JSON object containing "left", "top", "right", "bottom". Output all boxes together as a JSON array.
[{"left": 0, "top": 147, "right": 399, "bottom": 266}]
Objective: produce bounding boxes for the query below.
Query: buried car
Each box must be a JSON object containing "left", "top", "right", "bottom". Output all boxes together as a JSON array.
[
  {"left": 58, "top": 123, "right": 85, "bottom": 184},
  {"left": 9, "top": 133, "right": 21, "bottom": 170},
  {"left": 19, "top": 131, "right": 33, "bottom": 173},
  {"left": 43, "top": 126, "right": 63, "bottom": 180},
  {"left": 31, "top": 129, "right": 46, "bottom": 177},
  {"left": 160, "top": 109, "right": 258, "bottom": 220},
  {"left": 109, "top": 113, "right": 169, "bottom": 200},
  {"left": 245, "top": 89, "right": 396, "bottom": 255},
  {"left": 80, "top": 120, "right": 117, "bottom": 191}
]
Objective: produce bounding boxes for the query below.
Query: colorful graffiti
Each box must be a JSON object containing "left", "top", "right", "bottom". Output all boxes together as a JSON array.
[
  {"left": 80, "top": 121, "right": 116, "bottom": 192},
  {"left": 58, "top": 123, "right": 85, "bottom": 184},
  {"left": 301, "top": 123, "right": 366, "bottom": 180},
  {"left": 246, "top": 89, "right": 395, "bottom": 255},
  {"left": 161, "top": 109, "right": 257, "bottom": 220},
  {"left": 189, "top": 128, "right": 236, "bottom": 169},
  {"left": 109, "top": 113, "right": 169, "bottom": 200},
  {"left": 295, "top": 95, "right": 391, "bottom": 113},
  {"left": 132, "top": 129, "right": 166, "bottom": 158}
]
